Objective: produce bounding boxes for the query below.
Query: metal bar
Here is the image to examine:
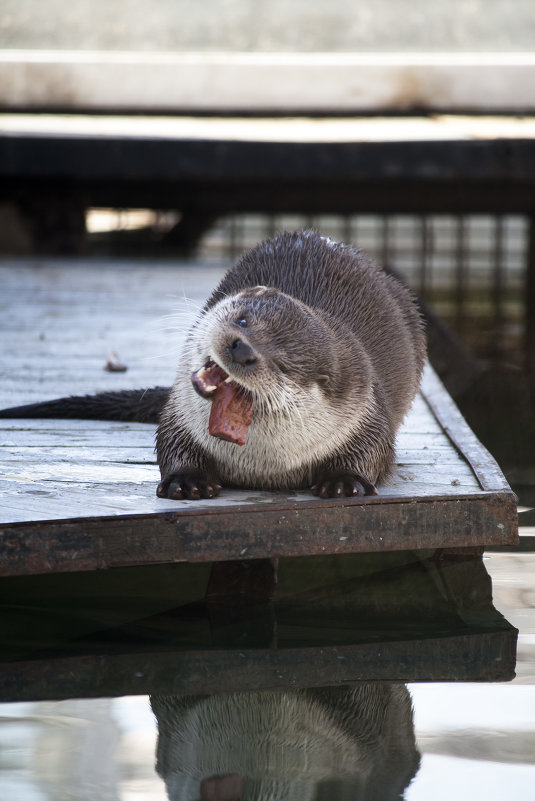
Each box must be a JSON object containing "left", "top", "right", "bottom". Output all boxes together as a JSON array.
[
  {"left": 455, "top": 216, "right": 469, "bottom": 334},
  {"left": 228, "top": 214, "right": 239, "bottom": 259},
  {"left": 267, "top": 213, "right": 277, "bottom": 238},
  {"left": 491, "top": 215, "right": 506, "bottom": 359},
  {"left": 343, "top": 213, "right": 352, "bottom": 245},
  {"left": 419, "top": 215, "right": 432, "bottom": 300},
  {"left": 3, "top": 135, "right": 535, "bottom": 184},
  {"left": 381, "top": 215, "right": 391, "bottom": 268},
  {"left": 525, "top": 215, "right": 535, "bottom": 390}
]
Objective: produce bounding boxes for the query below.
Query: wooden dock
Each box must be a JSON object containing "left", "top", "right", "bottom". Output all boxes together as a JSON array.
[{"left": 0, "top": 258, "right": 518, "bottom": 578}]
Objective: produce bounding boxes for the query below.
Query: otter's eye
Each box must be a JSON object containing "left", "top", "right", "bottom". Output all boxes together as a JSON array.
[{"left": 237, "top": 318, "right": 247, "bottom": 328}]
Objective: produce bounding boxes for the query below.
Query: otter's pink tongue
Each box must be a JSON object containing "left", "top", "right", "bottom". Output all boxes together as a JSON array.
[
  {"left": 191, "top": 362, "right": 253, "bottom": 446},
  {"left": 209, "top": 382, "right": 253, "bottom": 446}
]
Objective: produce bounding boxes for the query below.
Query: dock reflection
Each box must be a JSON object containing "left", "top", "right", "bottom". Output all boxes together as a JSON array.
[
  {"left": 0, "top": 549, "right": 517, "bottom": 701},
  {"left": 0, "top": 548, "right": 520, "bottom": 798}
]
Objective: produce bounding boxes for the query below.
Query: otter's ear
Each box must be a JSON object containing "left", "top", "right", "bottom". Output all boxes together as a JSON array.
[{"left": 317, "top": 374, "right": 330, "bottom": 388}]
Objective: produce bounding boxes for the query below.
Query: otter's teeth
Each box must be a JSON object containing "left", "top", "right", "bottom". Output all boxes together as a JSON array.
[{"left": 191, "top": 361, "right": 229, "bottom": 399}]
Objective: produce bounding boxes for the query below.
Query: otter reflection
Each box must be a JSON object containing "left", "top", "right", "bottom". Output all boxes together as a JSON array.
[{"left": 151, "top": 684, "right": 420, "bottom": 801}]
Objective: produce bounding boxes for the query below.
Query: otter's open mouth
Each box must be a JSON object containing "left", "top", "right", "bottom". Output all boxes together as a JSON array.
[{"left": 191, "top": 360, "right": 253, "bottom": 446}]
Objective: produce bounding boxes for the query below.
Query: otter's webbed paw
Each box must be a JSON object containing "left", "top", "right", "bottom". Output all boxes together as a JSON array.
[
  {"left": 311, "top": 472, "right": 378, "bottom": 498},
  {"left": 157, "top": 471, "right": 222, "bottom": 500}
]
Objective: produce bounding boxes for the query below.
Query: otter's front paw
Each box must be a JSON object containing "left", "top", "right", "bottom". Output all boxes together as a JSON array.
[
  {"left": 157, "top": 471, "right": 222, "bottom": 500},
  {"left": 311, "top": 472, "right": 378, "bottom": 498}
]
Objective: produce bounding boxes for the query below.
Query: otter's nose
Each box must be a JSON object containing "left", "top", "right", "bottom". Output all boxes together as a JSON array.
[{"left": 228, "top": 337, "right": 257, "bottom": 366}]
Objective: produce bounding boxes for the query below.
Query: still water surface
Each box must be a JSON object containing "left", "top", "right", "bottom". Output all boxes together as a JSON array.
[{"left": 1, "top": 546, "right": 534, "bottom": 800}]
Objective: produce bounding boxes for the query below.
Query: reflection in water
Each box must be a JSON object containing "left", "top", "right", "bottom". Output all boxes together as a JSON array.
[
  {"left": 0, "top": 550, "right": 532, "bottom": 799},
  {"left": 0, "top": 551, "right": 522, "bottom": 799},
  {"left": 151, "top": 684, "right": 420, "bottom": 801}
]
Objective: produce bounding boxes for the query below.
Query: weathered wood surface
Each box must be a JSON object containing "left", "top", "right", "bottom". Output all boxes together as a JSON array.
[{"left": 0, "top": 259, "right": 518, "bottom": 576}]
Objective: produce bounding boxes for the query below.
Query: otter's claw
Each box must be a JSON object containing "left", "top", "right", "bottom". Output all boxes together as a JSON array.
[
  {"left": 157, "top": 471, "right": 222, "bottom": 501},
  {"left": 311, "top": 472, "right": 378, "bottom": 499}
]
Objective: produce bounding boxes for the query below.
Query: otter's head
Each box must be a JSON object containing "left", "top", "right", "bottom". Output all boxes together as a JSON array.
[
  {"left": 188, "top": 285, "right": 341, "bottom": 408},
  {"left": 184, "top": 285, "right": 371, "bottom": 449}
]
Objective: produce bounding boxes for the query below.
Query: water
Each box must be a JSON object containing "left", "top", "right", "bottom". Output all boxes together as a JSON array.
[
  {"left": 2, "top": 685, "right": 534, "bottom": 800},
  {"left": 0, "top": 533, "right": 533, "bottom": 800}
]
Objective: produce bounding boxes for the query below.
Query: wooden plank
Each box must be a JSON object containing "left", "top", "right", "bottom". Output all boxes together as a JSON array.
[
  {"left": 0, "top": 492, "right": 517, "bottom": 576},
  {"left": 0, "top": 259, "right": 518, "bottom": 576},
  {"left": 0, "top": 409, "right": 504, "bottom": 522},
  {"left": 420, "top": 364, "right": 513, "bottom": 492},
  {"left": 0, "top": 379, "right": 492, "bottom": 533},
  {"left": 0, "top": 260, "right": 214, "bottom": 409}
]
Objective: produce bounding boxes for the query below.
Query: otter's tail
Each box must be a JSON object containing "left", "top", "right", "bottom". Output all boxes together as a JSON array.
[{"left": 0, "top": 387, "right": 170, "bottom": 423}]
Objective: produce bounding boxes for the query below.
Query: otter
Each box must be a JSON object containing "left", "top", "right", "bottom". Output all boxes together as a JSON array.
[
  {"left": 157, "top": 230, "right": 425, "bottom": 499},
  {"left": 0, "top": 231, "right": 426, "bottom": 500}
]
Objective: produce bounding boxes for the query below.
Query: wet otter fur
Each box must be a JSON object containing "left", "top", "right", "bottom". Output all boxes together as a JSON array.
[
  {"left": 0, "top": 230, "right": 425, "bottom": 500},
  {"left": 156, "top": 230, "right": 426, "bottom": 500}
]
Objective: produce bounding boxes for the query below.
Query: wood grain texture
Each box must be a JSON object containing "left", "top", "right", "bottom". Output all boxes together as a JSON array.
[{"left": 0, "top": 259, "right": 518, "bottom": 576}]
